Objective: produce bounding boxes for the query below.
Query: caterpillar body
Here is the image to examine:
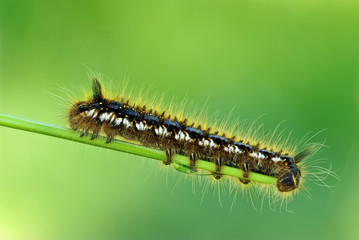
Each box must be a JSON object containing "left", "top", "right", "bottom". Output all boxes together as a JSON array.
[{"left": 69, "top": 79, "right": 312, "bottom": 193}]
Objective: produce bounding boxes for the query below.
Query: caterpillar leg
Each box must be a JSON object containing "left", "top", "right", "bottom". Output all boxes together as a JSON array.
[
  {"left": 239, "top": 162, "right": 251, "bottom": 184},
  {"left": 91, "top": 131, "right": 99, "bottom": 140},
  {"left": 105, "top": 135, "right": 114, "bottom": 143},
  {"left": 90, "top": 124, "right": 101, "bottom": 140},
  {"left": 188, "top": 152, "right": 198, "bottom": 172},
  {"left": 211, "top": 156, "right": 223, "bottom": 180},
  {"left": 163, "top": 148, "right": 173, "bottom": 165},
  {"left": 80, "top": 128, "right": 89, "bottom": 137}
]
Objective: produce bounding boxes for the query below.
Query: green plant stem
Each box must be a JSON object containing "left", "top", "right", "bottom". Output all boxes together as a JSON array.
[{"left": 0, "top": 112, "right": 277, "bottom": 185}]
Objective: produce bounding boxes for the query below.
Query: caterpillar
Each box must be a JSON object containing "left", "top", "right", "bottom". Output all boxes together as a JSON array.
[{"left": 68, "top": 79, "right": 315, "bottom": 194}]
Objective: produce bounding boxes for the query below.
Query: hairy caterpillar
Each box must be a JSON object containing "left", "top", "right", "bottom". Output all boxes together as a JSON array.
[{"left": 68, "top": 79, "right": 316, "bottom": 194}]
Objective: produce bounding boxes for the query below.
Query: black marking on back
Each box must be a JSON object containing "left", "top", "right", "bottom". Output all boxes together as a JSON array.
[
  {"left": 163, "top": 119, "right": 181, "bottom": 132},
  {"left": 234, "top": 142, "right": 253, "bottom": 153},
  {"left": 143, "top": 115, "right": 159, "bottom": 125},
  {"left": 259, "top": 149, "right": 276, "bottom": 158},
  {"left": 185, "top": 127, "right": 205, "bottom": 139},
  {"left": 209, "top": 134, "right": 230, "bottom": 145},
  {"left": 107, "top": 101, "right": 122, "bottom": 112}
]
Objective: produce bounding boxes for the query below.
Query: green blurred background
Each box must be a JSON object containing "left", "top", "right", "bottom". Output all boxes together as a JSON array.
[{"left": 1, "top": 0, "right": 358, "bottom": 239}]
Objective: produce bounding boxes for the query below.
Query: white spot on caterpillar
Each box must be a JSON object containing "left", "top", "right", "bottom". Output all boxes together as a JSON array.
[
  {"left": 110, "top": 114, "right": 116, "bottom": 123},
  {"left": 203, "top": 139, "right": 209, "bottom": 146},
  {"left": 110, "top": 113, "right": 116, "bottom": 122},
  {"left": 235, "top": 146, "right": 243, "bottom": 154},
  {"left": 225, "top": 145, "right": 237, "bottom": 153},
  {"left": 114, "top": 118, "right": 123, "bottom": 126},
  {"left": 209, "top": 139, "right": 216, "bottom": 148},
  {"left": 100, "top": 112, "right": 113, "bottom": 122},
  {"left": 184, "top": 132, "right": 191, "bottom": 142},
  {"left": 122, "top": 118, "right": 131, "bottom": 128},
  {"left": 87, "top": 109, "right": 95, "bottom": 117},
  {"left": 136, "top": 122, "right": 147, "bottom": 131},
  {"left": 155, "top": 126, "right": 169, "bottom": 137},
  {"left": 162, "top": 127, "right": 168, "bottom": 136},
  {"left": 250, "top": 152, "right": 265, "bottom": 160},
  {"left": 105, "top": 113, "right": 113, "bottom": 121},
  {"left": 86, "top": 109, "right": 98, "bottom": 119},
  {"left": 180, "top": 131, "right": 186, "bottom": 140},
  {"left": 175, "top": 131, "right": 186, "bottom": 141},
  {"left": 272, "top": 157, "right": 282, "bottom": 162},
  {"left": 99, "top": 113, "right": 109, "bottom": 122}
]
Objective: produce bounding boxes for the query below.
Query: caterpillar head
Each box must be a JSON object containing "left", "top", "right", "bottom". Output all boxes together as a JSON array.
[
  {"left": 277, "top": 164, "right": 301, "bottom": 192},
  {"left": 276, "top": 146, "right": 316, "bottom": 192}
]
